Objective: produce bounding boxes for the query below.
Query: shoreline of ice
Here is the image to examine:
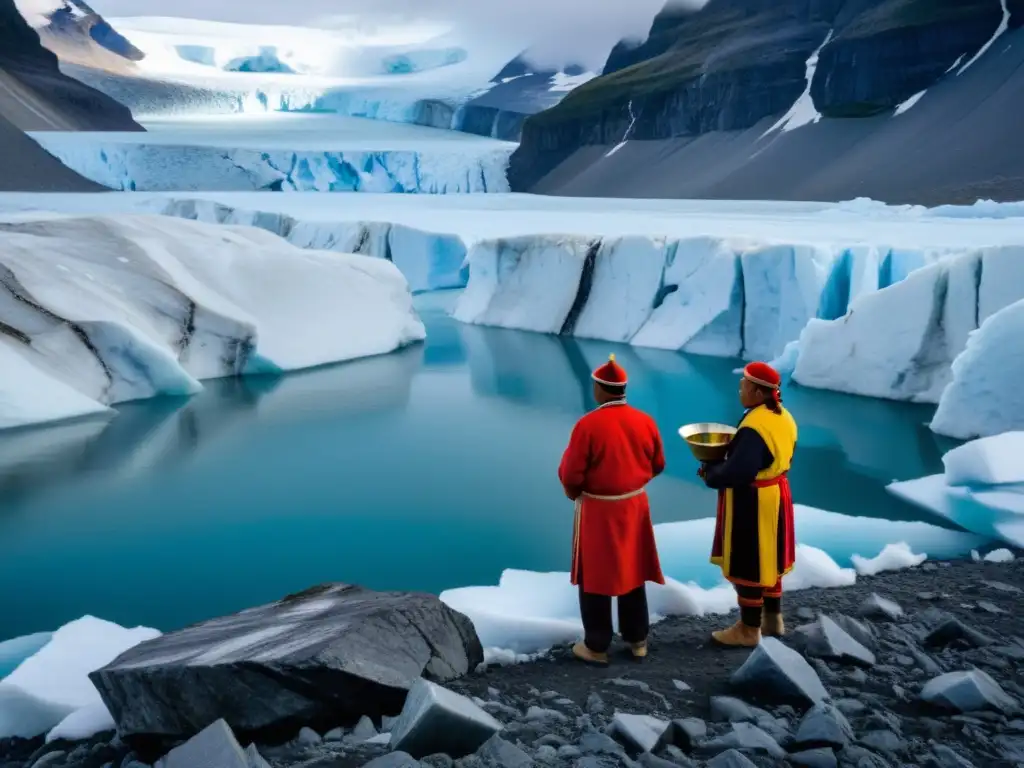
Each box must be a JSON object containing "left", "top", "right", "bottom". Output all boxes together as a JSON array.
[{"left": 0, "top": 501, "right": 993, "bottom": 743}]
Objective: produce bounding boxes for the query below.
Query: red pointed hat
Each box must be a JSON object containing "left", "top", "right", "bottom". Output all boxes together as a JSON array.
[
  {"left": 592, "top": 353, "right": 627, "bottom": 386},
  {"left": 743, "top": 361, "right": 781, "bottom": 389}
]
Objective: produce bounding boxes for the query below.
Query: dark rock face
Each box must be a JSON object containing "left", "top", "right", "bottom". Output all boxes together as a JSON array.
[
  {"left": 0, "top": 0, "right": 140, "bottom": 130},
  {"left": 510, "top": 0, "right": 1024, "bottom": 198},
  {"left": 89, "top": 584, "right": 483, "bottom": 748},
  {"left": 39, "top": 0, "right": 145, "bottom": 64}
]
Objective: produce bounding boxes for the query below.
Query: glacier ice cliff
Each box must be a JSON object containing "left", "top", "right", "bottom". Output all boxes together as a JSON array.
[
  {"left": 28, "top": 135, "right": 513, "bottom": 194},
  {"left": 793, "top": 246, "right": 1024, "bottom": 406},
  {"left": 452, "top": 235, "right": 952, "bottom": 361},
  {"left": 0, "top": 213, "right": 424, "bottom": 430},
  {"left": 159, "top": 199, "right": 469, "bottom": 294}
]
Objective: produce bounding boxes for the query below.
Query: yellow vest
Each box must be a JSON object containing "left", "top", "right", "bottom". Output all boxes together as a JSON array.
[{"left": 740, "top": 405, "right": 798, "bottom": 481}]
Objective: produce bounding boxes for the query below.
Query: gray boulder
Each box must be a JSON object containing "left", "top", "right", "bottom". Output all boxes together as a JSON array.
[
  {"left": 705, "top": 749, "right": 758, "bottom": 768},
  {"left": 859, "top": 594, "right": 903, "bottom": 621},
  {"left": 362, "top": 753, "right": 421, "bottom": 768},
  {"left": 830, "top": 615, "right": 875, "bottom": 649},
  {"left": 709, "top": 696, "right": 763, "bottom": 723},
  {"left": 390, "top": 679, "right": 501, "bottom": 759},
  {"left": 792, "top": 703, "right": 852, "bottom": 750},
  {"left": 475, "top": 735, "right": 533, "bottom": 768},
  {"left": 90, "top": 584, "right": 482, "bottom": 743},
  {"left": 697, "top": 722, "right": 784, "bottom": 759},
  {"left": 793, "top": 616, "right": 876, "bottom": 667},
  {"left": 154, "top": 719, "right": 263, "bottom": 768},
  {"left": 790, "top": 747, "right": 838, "bottom": 768},
  {"left": 926, "top": 743, "right": 975, "bottom": 768},
  {"left": 662, "top": 717, "right": 707, "bottom": 751},
  {"left": 607, "top": 713, "right": 670, "bottom": 755},
  {"left": 731, "top": 638, "right": 829, "bottom": 706},
  {"left": 920, "top": 669, "right": 1018, "bottom": 714},
  {"left": 924, "top": 618, "right": 993, "bottom": 649}
]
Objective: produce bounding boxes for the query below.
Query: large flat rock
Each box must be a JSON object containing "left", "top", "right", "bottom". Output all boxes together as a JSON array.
[{"left": 90, "top": 584, "right": 482, "bottom": 746}]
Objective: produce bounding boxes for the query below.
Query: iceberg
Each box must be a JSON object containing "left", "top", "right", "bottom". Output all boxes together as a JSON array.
[
  {"left": 0, "top": 616, "right": 159, "bottom": 741},
  {"left": 889, "top": 432, "right": 1024, "bottom": 548},
  {"left": 29, "top": 133, "right": 513, "bottom": 194},
  {"left": 931, "top": 299, "right": 1024, "bottom": 439},
  {"left": 793, "top": 246, "right": 1024, "bottom": 407},
  {"left": 0, "top": 212, "right": 424, "bottom": 430}
]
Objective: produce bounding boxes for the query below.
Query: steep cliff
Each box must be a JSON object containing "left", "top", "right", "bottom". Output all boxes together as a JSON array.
[
  {"left": 0, "top": 0, "right": 141, "bottom": 130},
  {"left": 510, "top": 0, "right": 1024, "bottom": 204}
]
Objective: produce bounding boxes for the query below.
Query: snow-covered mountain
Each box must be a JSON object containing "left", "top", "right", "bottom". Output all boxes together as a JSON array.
[
  {"left": 33, "top": 0, "right": 144, "bottom": 70},
  {"left": 511, "top": 0, "right": 1024, "bottom": 206}
]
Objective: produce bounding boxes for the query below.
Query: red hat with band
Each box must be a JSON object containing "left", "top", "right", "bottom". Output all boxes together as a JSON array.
[
  {"left": 743, "top": 361, "right": 782, "bottom": 403},
  {"left": 592, "top": 353, "right": 627, "bottom": 386}
]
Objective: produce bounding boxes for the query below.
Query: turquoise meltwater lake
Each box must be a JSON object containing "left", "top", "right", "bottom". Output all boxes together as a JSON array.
[{"left": 0, "top": 295, "right": 960, "bottom": 641}]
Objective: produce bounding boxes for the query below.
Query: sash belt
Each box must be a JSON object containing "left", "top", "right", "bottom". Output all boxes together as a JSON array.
[
  {"left": 581, "top": 487, "right": 646, "bottom": 501},
  {"left": 752, "top": 471, "right": 788, "bottom": 488}
]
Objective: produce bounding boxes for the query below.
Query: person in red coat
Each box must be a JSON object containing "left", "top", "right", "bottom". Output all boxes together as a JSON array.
[{"left": 558, "top": 353, "right": 666, "bottom": 665}]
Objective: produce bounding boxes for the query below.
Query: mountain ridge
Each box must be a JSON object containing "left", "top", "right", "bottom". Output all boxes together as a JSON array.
[{"left": 510, "top": 0, "right": 1024, "bottom": 205}]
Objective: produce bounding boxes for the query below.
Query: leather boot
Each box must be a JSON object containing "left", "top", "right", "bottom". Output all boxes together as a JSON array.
[
  {"left": 572, "top": 641, "right": 609, "bottom": 665},
  {"left": 762, "top": 612, "right": 785, "bottom": 637},
  {"left": 629, "top": 641, "right": 648, "bottom": 659},
  {"left": 711, "top": 620, "right": 761, "bottom": 647}
]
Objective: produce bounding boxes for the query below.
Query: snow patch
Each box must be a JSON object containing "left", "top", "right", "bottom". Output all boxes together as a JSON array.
[
  {"left": 957, "top": 0, "right": 1011, "bottom": 75},
  {"left": 762, "top": 30, "right": 833, "bottom": 135},
  {"left": 894, "top": 90, "right": 926, "bottom": 115}
]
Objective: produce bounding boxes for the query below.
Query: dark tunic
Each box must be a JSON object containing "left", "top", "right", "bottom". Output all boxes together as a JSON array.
[{"left": 703, "top": 405, "right": 798, "bottom": 588}]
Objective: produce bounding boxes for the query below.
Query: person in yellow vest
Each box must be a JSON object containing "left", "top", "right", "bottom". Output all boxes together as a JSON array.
[{"left": 698, "top": 361, "right": 798, "bottom": 647}]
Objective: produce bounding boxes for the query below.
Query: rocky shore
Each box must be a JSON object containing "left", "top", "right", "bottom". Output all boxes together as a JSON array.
[{"left": 4, "top": 556, "right": 1024, "bottom": 768}]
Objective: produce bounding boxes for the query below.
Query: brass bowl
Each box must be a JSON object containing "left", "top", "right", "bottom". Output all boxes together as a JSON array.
[{"left": 678, "top": 422, "right": 737, "bottom": 462}]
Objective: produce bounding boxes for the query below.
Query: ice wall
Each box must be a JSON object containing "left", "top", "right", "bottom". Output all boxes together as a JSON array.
[
  {"left": 0, "top": 213, "right": 425, "bottom": 431},
  {"left": 793, "top": 246, "right": 1024, "bottom": 405},
  {"left": 160, "top": 199, "right": 469, "bottom": 294},
  {"left": 453, "top": 235, "right": 937, "bottom": 361},
  {"left": 29, "top": 137, "right": 512, "bottom": 194}
]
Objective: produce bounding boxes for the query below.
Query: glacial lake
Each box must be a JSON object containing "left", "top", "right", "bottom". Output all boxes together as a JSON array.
[{"left": 0, "top": 295, "right": 957, "bottom": 640}]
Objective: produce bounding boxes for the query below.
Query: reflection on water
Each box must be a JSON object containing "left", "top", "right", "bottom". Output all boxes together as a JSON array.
[{"left": 0, "top": 306, "right": 954, "bottom": 640}]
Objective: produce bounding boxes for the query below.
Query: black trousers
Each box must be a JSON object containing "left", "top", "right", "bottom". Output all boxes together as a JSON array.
[
  {"left": 735, "top": 583, "right": 783, "bottom": 628},
  {"left": 577, "top": 558, "right": 649, "bottom": 653}
]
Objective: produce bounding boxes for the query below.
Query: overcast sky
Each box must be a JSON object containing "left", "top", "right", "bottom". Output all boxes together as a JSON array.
[{"left": 71, "top": 0, "right": 706, "bottom": 70}]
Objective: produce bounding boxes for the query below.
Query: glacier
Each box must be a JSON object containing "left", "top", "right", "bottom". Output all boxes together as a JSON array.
[
  {"left": 28, "top": 131, "right": 513, "bottom": 194},
  {"left": 792, "top": 246, "right": 1024, "bottom": 404},
  {"left": 0, "top": 212, "right": 424, "bottom": 430},
  {"left": 2, "top": 192, "right": 1024, "bottom": 436},
  {"left": 159, "top": 198, "right": 469, "bottom": 294}
]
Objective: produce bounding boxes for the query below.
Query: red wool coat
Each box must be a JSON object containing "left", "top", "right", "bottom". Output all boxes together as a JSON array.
[{"left": 558, "top": 401, "right": 666, "bottom": 596}]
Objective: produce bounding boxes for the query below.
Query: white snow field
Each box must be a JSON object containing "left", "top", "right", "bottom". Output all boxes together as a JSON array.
[
  {"left": 0, "top": 505, "right": 983, "bottom": 733},
  {"left": 0, "top": 212, "right": 424, "bottom": 430},
  {"left": 29, "top": 114, "right": 514, "bottom": 193},
  {"left": 889, "top": 432, "right": 1024, "bottom": 551},
  {"left": 0, "top": 617, "right": 159, "bottom": 742},
  {"left": 68, "top": 15, "right": 589, "bottom": 128},
  {"left": 2, "top": 192, "right": 1021, "bottom": 435},
  {"left": 440, "top": 504, "right": 984, "bottom": 658}
]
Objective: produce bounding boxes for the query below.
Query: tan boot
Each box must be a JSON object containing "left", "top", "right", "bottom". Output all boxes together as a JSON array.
[
  {"left": 629, "top": 641, "right": 648, "bottom": 659},
  {"left": 762, "top": 612, "right": 785, "bottom": 637},
  {"left": 572, "top": 641, "right": 609, "bottom": 666},
  {"left": 711, "top": 620, "right": 761, "bottom": 647}
]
